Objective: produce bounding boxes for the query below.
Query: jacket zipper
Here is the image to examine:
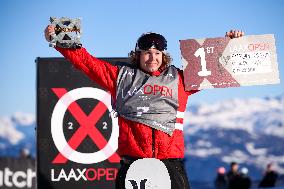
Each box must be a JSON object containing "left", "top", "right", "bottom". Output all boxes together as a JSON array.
[{"left": 152, "top": 128, "right": 155, "bottom": 158}]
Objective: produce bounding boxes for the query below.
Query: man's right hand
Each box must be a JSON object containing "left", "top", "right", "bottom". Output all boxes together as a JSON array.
[{"left": 44, "top": 25, "right": 55, "bottom": 42}]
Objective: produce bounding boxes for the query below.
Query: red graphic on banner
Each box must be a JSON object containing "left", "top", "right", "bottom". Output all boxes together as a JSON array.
[
  {"left": 180, "top": 38, "right": 240, "bottom": 90},
  {"left": 51, "top": 88, "right": 120, "bottom": 164}
]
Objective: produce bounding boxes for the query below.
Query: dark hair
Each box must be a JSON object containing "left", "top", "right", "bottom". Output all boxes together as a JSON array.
[
  {"left": 128, "top": 50, "right": 172, "bottom": 71},
  {"left": 230, "top": 162, "right": 238, "bottom": 167}
]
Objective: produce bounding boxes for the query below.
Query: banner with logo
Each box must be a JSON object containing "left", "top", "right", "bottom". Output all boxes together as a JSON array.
[
  {"left": 0, "top": 157, "right": 36, "bottom": 189},
  {"left": 180, "top": 34, "right": 280, "bottom": 90},
  {"left": 36, "top": 57, "right": 129, "bottom": 189}
]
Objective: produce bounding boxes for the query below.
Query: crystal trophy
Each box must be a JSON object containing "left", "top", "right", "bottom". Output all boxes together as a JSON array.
[{"left": 49, "top": 17, "right": 82, "bottom": 48}]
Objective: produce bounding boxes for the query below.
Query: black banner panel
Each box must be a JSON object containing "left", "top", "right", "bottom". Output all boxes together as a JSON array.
[
  {"left": 36, "top": 57, "right": 130, "bottom": 189},
  {"left": 0, "top": 157, "right": 36, "bottom": 189}
]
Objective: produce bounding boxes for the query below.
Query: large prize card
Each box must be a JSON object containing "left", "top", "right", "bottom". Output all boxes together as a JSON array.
[{"left": 180, "top": 34, "right": 280, "bottom": 90}]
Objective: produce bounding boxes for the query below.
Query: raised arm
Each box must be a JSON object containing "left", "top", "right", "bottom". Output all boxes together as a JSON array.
[{"left": 44, "top": 25, "right": 118, "bottom": 96}]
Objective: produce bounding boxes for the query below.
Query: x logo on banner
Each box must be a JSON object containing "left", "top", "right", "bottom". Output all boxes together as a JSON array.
[{"left": 51, "top": 88, "right": 120, "bottom": 163}]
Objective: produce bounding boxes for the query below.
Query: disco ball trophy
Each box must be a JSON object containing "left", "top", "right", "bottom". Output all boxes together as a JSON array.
[{"left": 49, "top": 17, "right": 82, "bottom": 48}]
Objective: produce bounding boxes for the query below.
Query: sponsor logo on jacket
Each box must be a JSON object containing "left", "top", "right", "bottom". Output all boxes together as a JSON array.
[{"left": 122, "top": 84, "right": 172, "bottom": 98}]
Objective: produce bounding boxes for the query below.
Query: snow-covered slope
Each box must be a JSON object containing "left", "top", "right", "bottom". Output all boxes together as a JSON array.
[
  {"left": 0, "top": 112, "right": 35, "bottom": 157},
  {"left": 184, "top": 94, "right": 284, "bottom": 181}
]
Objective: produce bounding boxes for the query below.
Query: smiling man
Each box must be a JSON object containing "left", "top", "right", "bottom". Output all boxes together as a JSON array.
[{"left": 45, "top": 26, "right": 244, "bottom": 189}]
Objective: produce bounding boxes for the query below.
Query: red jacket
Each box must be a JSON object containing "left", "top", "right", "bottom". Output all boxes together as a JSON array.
[{"left": 56, "top": 47, "right": 197, "bottom": 159}]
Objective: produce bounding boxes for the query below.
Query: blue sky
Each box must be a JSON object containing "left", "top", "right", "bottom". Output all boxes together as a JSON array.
[{"left": 0, "top": 0, "right": 283, "bottom": 116}]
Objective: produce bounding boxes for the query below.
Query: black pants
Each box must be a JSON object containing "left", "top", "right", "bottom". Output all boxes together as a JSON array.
[{"left": 115, "top": 158, "right": 191, "bottom": 189}]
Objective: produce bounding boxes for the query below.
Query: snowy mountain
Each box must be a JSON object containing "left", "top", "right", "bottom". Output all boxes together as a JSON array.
[
  {"left": 184, "top": 93, "right": 284, "bottom": 181},
  {"left": 0, "top": 94, "right": 283, "bottom": 183},
  {"left": 0, "top": 112, "right": 36, "bottom": 157}
]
